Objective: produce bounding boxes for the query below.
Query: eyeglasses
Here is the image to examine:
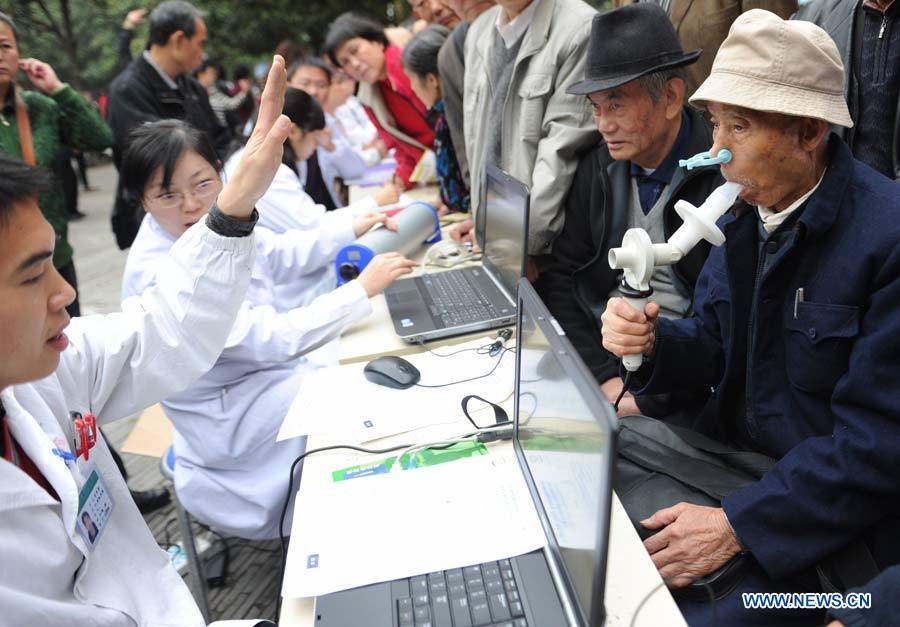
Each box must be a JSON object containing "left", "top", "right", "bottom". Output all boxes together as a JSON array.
[
  {"left": 145, "top": 179, "right": 220, "bottom": 211},
  {"left": 294, "top": 78, "right": 330, "bottom": 90}
]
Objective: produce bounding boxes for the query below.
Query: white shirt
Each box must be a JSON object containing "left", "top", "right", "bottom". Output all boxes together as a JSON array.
[
  {"left": 757, "top": 170, "right": 826, "bottom": 234},
  {"left": 334, "top": 96, "right": 379, "bottom": 148},
  {"left": 495, "top": 0, "right": 542, "bottom": 48},
  {"left": 329, "top": 110, "right": 381, "bottom": 167},
  {"left": 122, "top": 215, "right": 372, "bottom": 540},
  {"left": 223, "top": 148, "right": 378, "bottom": 309},
  {"left": 0, "top": 220, "right": 258, "bottom": 627},
  {"left": 317, "top": 113, "right": 369, "bottom": 207}
]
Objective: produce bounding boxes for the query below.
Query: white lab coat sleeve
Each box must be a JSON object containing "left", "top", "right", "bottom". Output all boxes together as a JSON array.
[
  {"left": 346, "top": 195, "right": 379, "bottom": 217},
  {"left": 221, "top": 278, "right": 372, "bottom": 364},
  {"left": 358, "top": 145, "right": 382, "bottom": 167},
  {"left": 256, "top": 221, "right": 355, "bottom": 285},
  {"left": 56, "top": 219, "right": 255, "bottom": 424},
  {"left": 322, "top": 123, "right": 367, "bottom": 181}
]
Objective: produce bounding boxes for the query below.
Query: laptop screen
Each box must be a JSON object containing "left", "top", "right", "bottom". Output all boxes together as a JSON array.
[
  {"left": 513, "top": 279, "right": 617, "bottom": 626},
  {"left": 481, "top": 165, "right": 530, "bottom": 298}
]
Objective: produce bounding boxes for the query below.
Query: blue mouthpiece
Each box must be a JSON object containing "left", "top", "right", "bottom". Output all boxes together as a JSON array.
[{"left": 678, "top": 148, "right": 733, "bottom": 170}]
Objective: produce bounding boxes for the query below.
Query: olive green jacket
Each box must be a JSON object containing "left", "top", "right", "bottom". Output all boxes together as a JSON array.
[{"left": 0, "top": 84, "right": 113, "bottom": 268}]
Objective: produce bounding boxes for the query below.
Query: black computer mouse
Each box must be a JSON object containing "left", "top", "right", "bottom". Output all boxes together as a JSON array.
[{"left": 363, "top": 355, "right": 421, "bottom": 389}]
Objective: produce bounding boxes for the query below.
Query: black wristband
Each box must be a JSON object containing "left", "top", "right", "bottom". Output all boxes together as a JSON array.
[{"left": 206, "top": 203, "right": 258, "bottom": 237}]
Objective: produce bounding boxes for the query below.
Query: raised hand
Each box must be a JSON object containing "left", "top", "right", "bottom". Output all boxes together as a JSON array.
[
  {"left": 19, "top": 59, "right": 63, "bottom": 95},
  {"left": 217, "top": 56, "right": 291, "bottom": 221},
  {"left": 123, "top": 8, "right": 148, "bottom": 29}
]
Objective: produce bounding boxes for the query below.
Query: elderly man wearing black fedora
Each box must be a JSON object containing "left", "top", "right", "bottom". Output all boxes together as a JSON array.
[{"left": 538, "top": 3, "right": 723, "bottom": 417}]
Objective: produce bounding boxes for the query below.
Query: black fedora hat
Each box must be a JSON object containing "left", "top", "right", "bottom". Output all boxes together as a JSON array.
[{"left": 567, "top": 4, "right": 701, "bottom": 96}]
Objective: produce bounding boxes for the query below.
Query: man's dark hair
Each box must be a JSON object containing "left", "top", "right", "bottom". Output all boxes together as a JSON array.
[
  {"left": 147, "top": 0, "right": 202, "bottom": 47},
  {"left": 638, "top": 68, "right": 687, "bottom": 104},
  {"left": 121, "top": 119, "right": 219, "bottom": 206},
  {"left": 323, "top": 13, "right": 389, "bottom": 68},
  {"left": 402, "top": 25, "right": 450, "bottom": 79},
  {"left": 0, "top": 153, "right": 52, "bottom": 225},
  {"left": 288, "top": 57, "right": 334, "bottom": 85},
  {"left": 0, "top": 11, "right": 18, "bottom": 47}
]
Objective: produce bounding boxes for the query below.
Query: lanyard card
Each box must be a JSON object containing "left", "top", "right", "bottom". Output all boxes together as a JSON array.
[{"left": 76, "top": 466, "right": 114, "bottom": 550}]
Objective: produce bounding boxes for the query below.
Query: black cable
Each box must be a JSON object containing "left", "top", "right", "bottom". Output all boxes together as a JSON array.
[
  {"left": 416, "top": 331, "right": 510, "bottom": 359},
  {"left": 275, "top": 442, "right": 416, "bottom": 616},
  {"left": 613, "top": 371, "right": 633, "bottom": 413},
  {"left": 629, "top": 575, "right": 717, "bottom": 627},
  {"left": 415, "top": 339, "right": 487, "bottom": 358},
  {"left": 415, "top": 347, "right": 513, "bottom": 388}
]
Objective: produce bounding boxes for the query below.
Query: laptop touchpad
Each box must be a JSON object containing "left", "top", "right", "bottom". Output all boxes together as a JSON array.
[{"left": 315, "top": 582, "right": 393, "bottom": 626}]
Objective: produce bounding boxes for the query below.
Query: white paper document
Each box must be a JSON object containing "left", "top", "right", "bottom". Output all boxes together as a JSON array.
[
  {"left": 281, "top": 449, "right": 546, "bottom": 598},
  {"left": 277, "top": 337, "right": 515, "bottom": 443}
]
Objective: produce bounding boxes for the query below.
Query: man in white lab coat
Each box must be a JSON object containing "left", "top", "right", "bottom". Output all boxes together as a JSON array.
[{"left": 0, "top": 57, "right": 291, "bottom": 626}]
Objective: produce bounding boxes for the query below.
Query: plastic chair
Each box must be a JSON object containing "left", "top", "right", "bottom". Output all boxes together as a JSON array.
[{"left": 159, "top": 445, "right": 211, "bottom": 621}]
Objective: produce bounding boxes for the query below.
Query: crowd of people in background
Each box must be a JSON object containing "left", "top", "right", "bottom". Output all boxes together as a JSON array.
[{"left": 2, "top": 0, "right": 900, "bottom": 625}]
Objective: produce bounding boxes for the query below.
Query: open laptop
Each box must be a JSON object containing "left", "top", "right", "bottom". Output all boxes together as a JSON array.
[
  {"left": 384, "top": 165, "right": 530, "bottom": 344},
  {"left": 314, "top": 279, "right": 617, "bottom": 627}
]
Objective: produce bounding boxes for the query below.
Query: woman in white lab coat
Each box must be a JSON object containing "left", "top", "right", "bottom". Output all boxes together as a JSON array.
[
  {"left": 122, "top": 119, "right": 417, "bottom": 540},
  {"left": 287, "top": 58, "right": 386, "bottom": 197},
  {"left": 0, "top": 56, "right": 288, "bottom": 627},
  {"left": 224, "top": 87, "right": 398, "bottom": 310}
]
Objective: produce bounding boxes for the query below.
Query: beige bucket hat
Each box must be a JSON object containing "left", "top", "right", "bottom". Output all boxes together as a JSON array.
[{"left": 690, "top": 9, "right": 853, "bottom": 127}]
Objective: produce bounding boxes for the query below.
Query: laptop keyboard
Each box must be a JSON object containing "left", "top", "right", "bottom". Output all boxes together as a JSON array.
[
  {"left": 423, "top": 270, "right": 502, "bottom": 327},
  {"left": 394, "top": 559, "right": 528, "bottom": 627}
]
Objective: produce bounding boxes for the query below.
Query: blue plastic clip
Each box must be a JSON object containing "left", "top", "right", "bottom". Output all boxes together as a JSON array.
[
  {"left": 678, "top": 148, "right": 733, "bottom": 170},
  {"left": 52, "top": 447, "right": 78, "bottom": 464}
]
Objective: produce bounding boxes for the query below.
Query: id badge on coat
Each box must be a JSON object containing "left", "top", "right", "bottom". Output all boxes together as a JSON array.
[{"left": 76, "top": 465, "right": 114, "bottom": 550}]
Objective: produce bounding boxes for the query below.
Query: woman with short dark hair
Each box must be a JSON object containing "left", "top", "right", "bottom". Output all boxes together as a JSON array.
[{"left": 324, "top": 12, "right": 435, "bottom": 189}]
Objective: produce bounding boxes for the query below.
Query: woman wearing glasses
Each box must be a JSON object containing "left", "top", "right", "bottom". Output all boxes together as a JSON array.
[{"left": 121, "top": 119, "right": 417, "bottom": 539}]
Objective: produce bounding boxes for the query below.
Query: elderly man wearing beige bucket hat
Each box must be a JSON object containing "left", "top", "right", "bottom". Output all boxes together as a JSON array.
[{"left": 602, "top": 9, "right": 900, "bottom": 626}]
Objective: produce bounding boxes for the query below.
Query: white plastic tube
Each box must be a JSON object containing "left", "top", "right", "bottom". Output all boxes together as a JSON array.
[
  {"left": 608, "top": 181, "right": 743, "bottom": 373},
  {"left": 668, "top": 181, "right": 743, "bottom": 255}
]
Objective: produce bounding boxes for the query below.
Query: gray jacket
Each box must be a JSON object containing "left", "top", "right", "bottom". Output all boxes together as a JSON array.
[
  {"left": 794, "top": 0, "right": 900, "bottom": 180},
  {"left": 464, "top": 0, "right": 600, "bottom": 255},
  {"left": 438, "top": 23, "right": 471, "bottom": 187}
]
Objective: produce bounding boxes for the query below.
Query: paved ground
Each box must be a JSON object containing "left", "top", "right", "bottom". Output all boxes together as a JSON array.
[{"left": 70, "top": 162, "right": 282, "bottom": 622}]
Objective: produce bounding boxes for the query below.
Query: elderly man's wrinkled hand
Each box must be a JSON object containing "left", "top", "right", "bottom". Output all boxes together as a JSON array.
[
  {"left": 641, "top": 503, "right": 742, "bottom": 588},
  {"left": 601, "top": 297, "right": 658, "bottom": 359}
]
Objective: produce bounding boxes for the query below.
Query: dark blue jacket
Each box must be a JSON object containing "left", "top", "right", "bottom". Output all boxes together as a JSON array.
[
  {"left": 632, "top": 137, "right": 900, "bottom": 581},
  {"left": 830, "top": 564, "right": 900, "bottom": 626}
]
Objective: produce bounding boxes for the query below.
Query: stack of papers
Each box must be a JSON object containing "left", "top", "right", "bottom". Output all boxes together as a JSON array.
[
  {"left": 345, "top": 159, "right": 397, "bottom": 187},
  {"left": 282, "top": 450, "right": 545, "bottom": 598},
  {"left": 277, "top": 337, "right": 516, "bottom": 444}
]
